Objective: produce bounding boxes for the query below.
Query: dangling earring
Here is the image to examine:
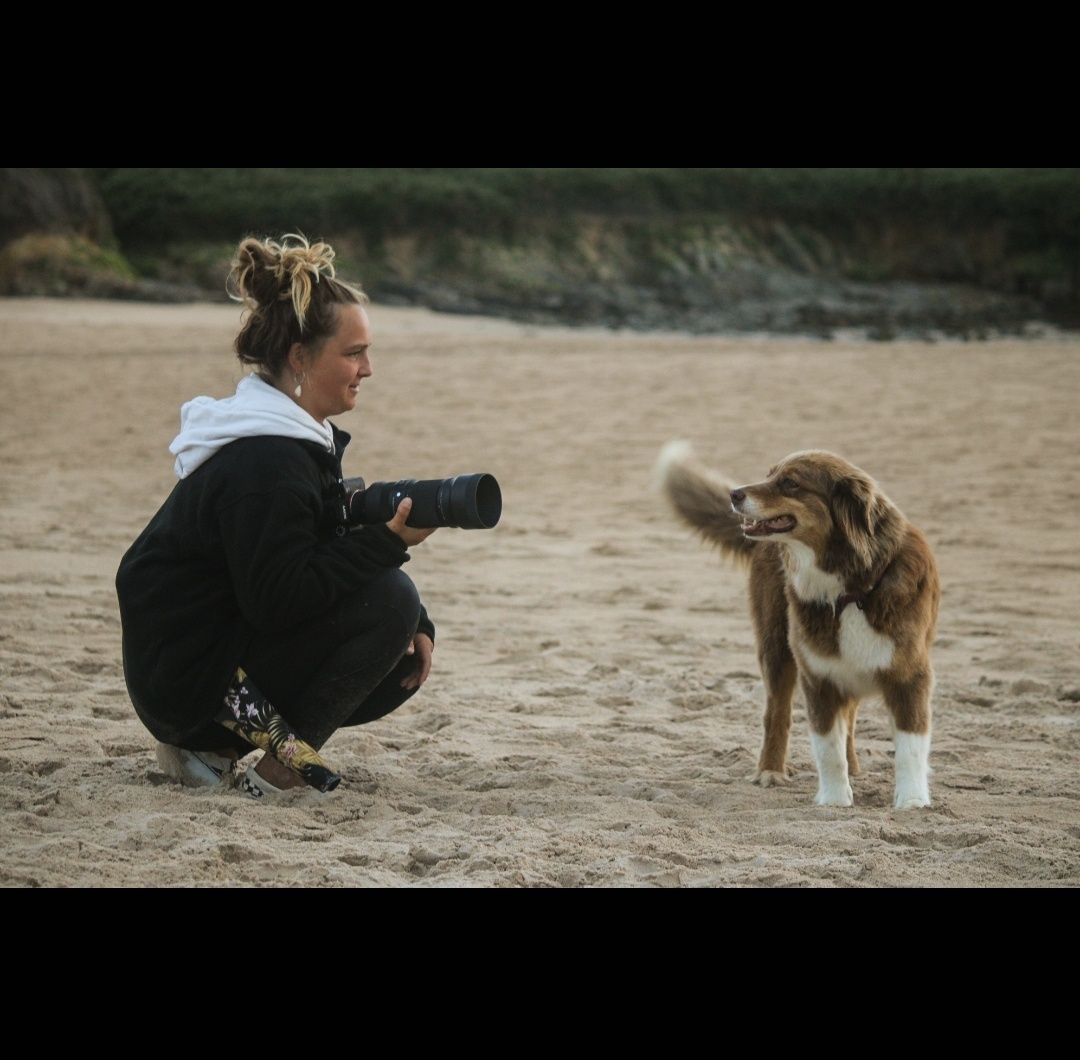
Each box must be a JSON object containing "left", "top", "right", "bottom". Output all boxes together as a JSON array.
[{"left": 293, "top": 373, "right": 305, "bottom": 399}]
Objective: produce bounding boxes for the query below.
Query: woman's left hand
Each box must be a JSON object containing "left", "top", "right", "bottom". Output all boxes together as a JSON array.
[{"left": 401, "top": 633, "right": 434, "bottom": 690}]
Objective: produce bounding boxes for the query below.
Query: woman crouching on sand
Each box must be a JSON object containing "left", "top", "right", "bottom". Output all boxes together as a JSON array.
[{"left": 116, "top": 233, "right": 436, "bottom": 798}]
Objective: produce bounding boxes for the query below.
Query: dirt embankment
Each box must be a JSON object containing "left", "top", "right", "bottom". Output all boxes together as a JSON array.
[{"left": 2, "top": 170, "right": 1074, "bottom": 338}]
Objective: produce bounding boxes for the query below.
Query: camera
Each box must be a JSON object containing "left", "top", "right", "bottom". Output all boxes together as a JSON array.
[{"left": 342, "top": 473, "right": 502, "bottom": 530}]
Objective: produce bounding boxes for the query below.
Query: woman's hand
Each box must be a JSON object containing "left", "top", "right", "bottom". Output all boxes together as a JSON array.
[
  {"left": 401, "top": 632, "right": 433, "bottom": 690},
  {"left": 386, "top": 497, "right": 438, "bottom": 547}
]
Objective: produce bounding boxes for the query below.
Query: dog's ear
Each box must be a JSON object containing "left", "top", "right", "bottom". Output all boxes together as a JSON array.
[{"left": 830, "top": 475, "right": 881, "bottom": 568}]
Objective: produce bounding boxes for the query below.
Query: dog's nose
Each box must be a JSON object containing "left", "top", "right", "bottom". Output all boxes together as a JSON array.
[{"left": 730, "top": 489, "right": 745, "bottom": 508}]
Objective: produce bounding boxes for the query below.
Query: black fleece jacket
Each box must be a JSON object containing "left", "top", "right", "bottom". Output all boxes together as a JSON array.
[{"left": 116, "top": 423, "right": 434, "bottom": 745}]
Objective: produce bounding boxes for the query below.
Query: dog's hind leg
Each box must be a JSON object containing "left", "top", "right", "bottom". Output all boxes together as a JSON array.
[
  {"left": 749, "top": 549, "right": 796, "bottom": 787},
  {"left": 751, "top": 632, "right": 797, "bottom": 787},
  {"left": 845, "top": 701, "right": 861, "bottom": 776}
]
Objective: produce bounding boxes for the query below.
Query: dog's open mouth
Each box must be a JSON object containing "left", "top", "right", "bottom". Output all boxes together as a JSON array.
[{"left": 741, "top": 515, "right": 796, "bottom": 536}]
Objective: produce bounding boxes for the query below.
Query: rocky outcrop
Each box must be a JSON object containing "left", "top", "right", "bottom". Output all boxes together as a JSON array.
[
  {"left": 360, "top": 222, "right": 1055, "bottom": 340},
  {"left": 0, "top": 169, "right": 114, "bottom": 247},
  {"left": 0, "top": 170, "right": 202, "bottom": 300}
]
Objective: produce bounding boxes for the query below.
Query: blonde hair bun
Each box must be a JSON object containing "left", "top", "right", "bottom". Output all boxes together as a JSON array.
[
  {"left": 228, "top": 232, "right": 345, "bottom": 333},
  {"left": 227, "top": 232, "right": 367, "bottom": 378}
]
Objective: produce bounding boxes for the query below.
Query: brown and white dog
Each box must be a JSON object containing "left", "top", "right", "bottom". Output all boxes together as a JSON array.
[{"left": 657, "top": 442, "right": 940, "bottom": 809}]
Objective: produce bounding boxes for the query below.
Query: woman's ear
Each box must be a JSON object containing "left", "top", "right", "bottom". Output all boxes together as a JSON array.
[{"left": 286, "top": 342, "right": 306, "bottom": 377}]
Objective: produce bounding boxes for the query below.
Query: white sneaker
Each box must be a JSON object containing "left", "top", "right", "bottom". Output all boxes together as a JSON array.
[
  {"left": 239, "top": 762, "right": 336, "bottom": 800},
  {"left": 239, "top": 767, "right": 286, "bottom": 799},
  {"left": 156, "top": 743, "right": 236, "bottom": 788}
]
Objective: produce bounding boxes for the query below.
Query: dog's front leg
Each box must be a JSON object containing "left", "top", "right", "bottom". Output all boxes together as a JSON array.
[
  {"left": 880, "top": 668, "right": 933, "bottom": 810},
  {"left": 803, "top": 677, "right": 854, "bottom": 807}
]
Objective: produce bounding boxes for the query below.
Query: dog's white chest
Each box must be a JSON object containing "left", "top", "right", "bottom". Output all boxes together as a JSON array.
[
  {"left": 784, "top": 541, "right": 896, "bottom": 694},
  {"left": 786, "top": 542, "right": 844, "bottom": 604},
  {"left": 837, "top": 606, "right": 895, "bottom": 671},
  {"left": 796, "top": 606, "right": 896, "bottom": 696}
]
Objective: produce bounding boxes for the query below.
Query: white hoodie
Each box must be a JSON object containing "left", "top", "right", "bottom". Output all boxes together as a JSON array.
[{"left": 169, "top": 373, "right": 335, "bottom": 479}]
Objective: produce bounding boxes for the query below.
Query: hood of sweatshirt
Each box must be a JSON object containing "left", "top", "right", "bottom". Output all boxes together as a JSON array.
[{"left": 169, "top": 373, "right": 336, "bottom": 479}]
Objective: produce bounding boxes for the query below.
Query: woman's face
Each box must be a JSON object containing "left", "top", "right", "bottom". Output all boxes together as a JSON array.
[{"left": 293, "top": 303, "right": 373, "bottom": 422}]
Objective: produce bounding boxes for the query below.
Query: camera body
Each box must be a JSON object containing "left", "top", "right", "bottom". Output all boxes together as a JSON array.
[{"left": 342, "top": 473, "right": 502, "bottom": 530}]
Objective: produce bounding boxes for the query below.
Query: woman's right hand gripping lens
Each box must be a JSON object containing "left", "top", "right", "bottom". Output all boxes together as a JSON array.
[{"left": 386, "top": 497, "right": 438, "bottom": 547}]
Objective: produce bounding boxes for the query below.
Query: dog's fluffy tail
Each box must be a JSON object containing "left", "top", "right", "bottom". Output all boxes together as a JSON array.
[{"left": 655, "top": 440, "right": 754, "bottom": 564}]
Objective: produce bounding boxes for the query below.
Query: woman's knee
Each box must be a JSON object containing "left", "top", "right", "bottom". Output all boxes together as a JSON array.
[
  {"left": 334, "top": 569, "right": 420, "bottom": 644},
  {"left": 373, "top": 568, "right": 421, "bottom": 633}
]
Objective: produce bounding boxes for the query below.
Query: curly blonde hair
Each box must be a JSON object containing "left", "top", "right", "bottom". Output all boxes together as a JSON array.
[{"left": 227, "top": 232, "right": 368, "bottom": 378}]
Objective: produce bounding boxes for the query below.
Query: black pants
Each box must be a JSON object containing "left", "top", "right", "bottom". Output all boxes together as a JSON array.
[{"left": 179, "top": 568, "right": 423, "bottom": 754}]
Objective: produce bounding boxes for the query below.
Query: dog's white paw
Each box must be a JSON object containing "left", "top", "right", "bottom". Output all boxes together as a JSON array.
[
  {"left": 894, "top": 793, "right": 931, "bottom": 810},
  {"left": 752, "top": 768, "right": 793, "bottom": 787},
  {"left": 893, "top": 733, "right": 931, "bottom": 811},
  {"left": 814, "top": 783, "right": 854, "bottom": 807}
]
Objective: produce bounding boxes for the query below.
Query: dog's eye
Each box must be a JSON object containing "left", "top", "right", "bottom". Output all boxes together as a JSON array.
[{"left": 779, "top": 478, "right": 799, "bottom": 493}]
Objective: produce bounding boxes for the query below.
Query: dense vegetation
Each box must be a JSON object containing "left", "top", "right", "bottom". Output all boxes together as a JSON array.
[{"left": 93, "top": 167, "right": 1080, "bottom": 248}]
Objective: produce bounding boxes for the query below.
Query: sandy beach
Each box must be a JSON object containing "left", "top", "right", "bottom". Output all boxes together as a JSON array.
[{"left": 1, "top": 297, "right": 1078, "bottom": 886}]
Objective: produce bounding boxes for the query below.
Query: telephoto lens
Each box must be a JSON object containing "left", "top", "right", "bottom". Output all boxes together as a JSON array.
[{"left": 344, "top": 473, "right": 502, "bottom": 530}]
